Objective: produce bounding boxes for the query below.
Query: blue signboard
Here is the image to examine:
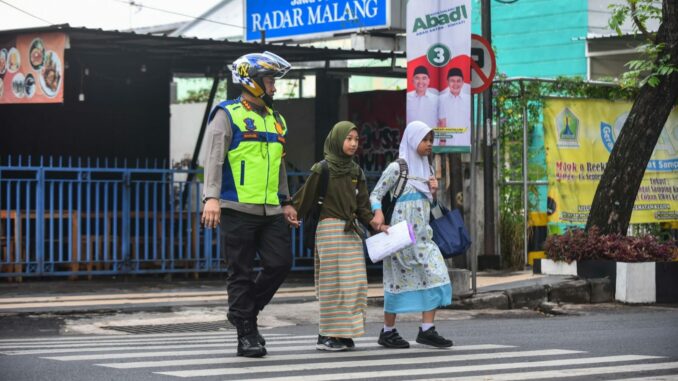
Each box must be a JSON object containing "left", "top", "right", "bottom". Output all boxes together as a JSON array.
[{"left": 245, "top": 0, "right": 389, "bottom": 42}]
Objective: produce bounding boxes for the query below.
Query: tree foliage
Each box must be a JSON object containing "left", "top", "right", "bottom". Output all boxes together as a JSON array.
[
  {"left": 609, "top": 0, "right": 677, "bottom": 87},
  {"left": 586, "top": 0, "right": 678, "bottom": 235},
  {"left": 492, "top": 76, "right": 637, "bottom": 268}
]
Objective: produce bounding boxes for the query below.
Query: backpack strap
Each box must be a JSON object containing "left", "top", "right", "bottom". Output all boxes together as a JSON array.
[
  {"left": 391, "top": 158, "right": 408, "bottom": 201},
  {"left": 317, "top": 160, "right": 330, "bottom": 205}
]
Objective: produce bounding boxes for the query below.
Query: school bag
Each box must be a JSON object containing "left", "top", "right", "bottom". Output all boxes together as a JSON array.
[
  {"left": 381, "top": 158, "right": 409, "bottom": 224},
  {"left": 302, "top": 160, "right": 329, "bottom": 253},
  {"left": 430, "top": 204, "right": 472, "bottom": 258}
]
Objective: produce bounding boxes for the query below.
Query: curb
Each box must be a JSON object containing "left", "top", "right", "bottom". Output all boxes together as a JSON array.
[
  {"left": 456, "top": 277, "right": 613, "bottom": 310},
  {"left": 366, "top": 277, "right": 614, "bottom": 311}
]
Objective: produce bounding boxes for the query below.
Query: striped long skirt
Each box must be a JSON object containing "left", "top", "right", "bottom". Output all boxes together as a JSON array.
[{"left": 314, "top": 218, "right": 368, "bottom": 338}]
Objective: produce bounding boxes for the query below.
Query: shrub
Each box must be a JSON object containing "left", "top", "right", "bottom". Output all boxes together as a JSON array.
[
  {"left": 500, "top": 213, "right": 526, "bottom": 270},
  {"left": 544, "top": 227, "right": 677, "bottom": 263}
]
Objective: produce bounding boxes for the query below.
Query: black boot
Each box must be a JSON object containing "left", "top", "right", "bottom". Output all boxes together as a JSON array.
[
  {"left": 229, "top": 313, "right": 265, "bottom": 346},
  {"left": 254, "top": 316, "right": 266, "bottom": 346},
  {"left": 229, "top": 315, "right": 267, "bottom": 357}
]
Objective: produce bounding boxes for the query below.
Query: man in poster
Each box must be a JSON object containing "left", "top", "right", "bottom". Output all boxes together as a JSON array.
[
  {"left": 438, "top": 67, "right": 470, "bottom": 129},
  {"left": 406, "top": 65, "right": 438, "bottom": 129},
  {"left": 406, "top": 0, "right": 471, "bottom": 153}
]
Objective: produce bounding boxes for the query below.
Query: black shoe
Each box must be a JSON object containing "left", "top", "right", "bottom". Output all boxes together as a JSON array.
[
  {"left": 257, "top": 332, "right": 266, "bottom": 346},
  {"left": 237, "top": 333, "right": 267, "bottom": 357},
  {"left": 228, "top": 313, "right": 266, "bottom": 346},
  {"left": 378, "top": 328, "right": 410, "bottom": 348},
  {"left": 316, "top": 335, "right": 348, "bottom": 351},
  {"left": 229, "top": 315, "right": 267, "bottom": 358},
  {"left": 416, "top": 326, "right": 453, "bottom": 348},
  {"left": 339, "top": 338, "right": 355, "bottom": 349}
]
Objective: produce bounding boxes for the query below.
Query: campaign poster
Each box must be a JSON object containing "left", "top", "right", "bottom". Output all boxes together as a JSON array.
[{"left": 406, "top": 0, "right": 472, "bottom": 153}]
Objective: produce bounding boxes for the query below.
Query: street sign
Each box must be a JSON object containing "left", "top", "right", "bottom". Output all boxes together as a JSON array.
[{"left": 470, "top": 34, "right": 496, "bottom": 94}]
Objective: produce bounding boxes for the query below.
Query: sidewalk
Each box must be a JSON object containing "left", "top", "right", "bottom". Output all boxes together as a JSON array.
[{"left": 0, "top": 271, "right": 587, "bottom": 314}]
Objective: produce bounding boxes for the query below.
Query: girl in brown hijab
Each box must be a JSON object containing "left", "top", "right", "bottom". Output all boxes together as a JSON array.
[{"left": 293, "top": 121, "right": 383, "bottom": 351}]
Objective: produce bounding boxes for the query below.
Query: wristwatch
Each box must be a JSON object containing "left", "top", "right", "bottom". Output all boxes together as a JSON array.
[{"left": 280, "top": 199, "right": 293, "bottom": 207}]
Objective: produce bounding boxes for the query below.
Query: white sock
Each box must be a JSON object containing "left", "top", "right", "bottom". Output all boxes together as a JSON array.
[
  {"left": 421, "top": 323, "right": 434, "bottom": 331},
  {"left": 383, "top": 325, "right": 395, "bottom": 332}
]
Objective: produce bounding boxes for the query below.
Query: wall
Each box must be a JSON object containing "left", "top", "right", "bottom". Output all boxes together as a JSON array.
[
  {"left": 471, "top": 0, "right": 589, "bottom": 78},
  {"left": 170, "top": 98, "right": 319, "bottom": 172},
  {"left": 0, "top": 50, "right": 171, "bottom": 161}
]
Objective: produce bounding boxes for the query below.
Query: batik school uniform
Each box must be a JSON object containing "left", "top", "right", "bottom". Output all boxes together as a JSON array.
[{"left": 293, "top": 165, "right": 373, "bottom": 340}]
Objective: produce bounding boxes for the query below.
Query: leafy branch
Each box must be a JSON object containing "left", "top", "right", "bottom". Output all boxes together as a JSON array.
[{"left": 608, "top": 0, "right": 676, "bottom": 88}]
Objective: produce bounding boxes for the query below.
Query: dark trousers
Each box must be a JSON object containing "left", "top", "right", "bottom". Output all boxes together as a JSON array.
[{"left": 220, "top": 208, "right": 292, "bottom": 320}]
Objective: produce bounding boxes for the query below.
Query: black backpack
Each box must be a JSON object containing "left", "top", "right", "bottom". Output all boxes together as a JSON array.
[
  {"left": 302, "top": 160, "right": 330, "bottom": 253},
  {"left": 381, "top": 158, "right": 408, "bottom": 224}
]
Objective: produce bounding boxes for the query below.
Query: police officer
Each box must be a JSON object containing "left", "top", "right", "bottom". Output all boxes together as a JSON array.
[{"left": 201, "top": 51, "right": 299, "bottom": 358}]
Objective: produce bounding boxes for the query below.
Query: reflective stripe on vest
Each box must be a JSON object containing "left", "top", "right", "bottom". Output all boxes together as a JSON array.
[{"left": 208, "top": 99, "right": 287, "bottom": 205}]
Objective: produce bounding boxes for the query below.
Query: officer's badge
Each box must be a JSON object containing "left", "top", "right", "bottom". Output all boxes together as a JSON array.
[
  {"left": 274, "top": 122, "right": 284, "bottom": 135},
  {"left": 244, "top": 118, "right": 256, "bottom": 131}
]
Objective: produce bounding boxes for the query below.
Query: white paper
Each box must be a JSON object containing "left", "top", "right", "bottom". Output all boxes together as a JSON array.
[{"left": 366, "top": 221, "right": 416, "bottom": 263}]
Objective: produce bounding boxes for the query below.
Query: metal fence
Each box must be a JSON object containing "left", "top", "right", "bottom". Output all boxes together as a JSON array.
[{"left": 0, "top": 156, "right": 341, "bottom": 278}]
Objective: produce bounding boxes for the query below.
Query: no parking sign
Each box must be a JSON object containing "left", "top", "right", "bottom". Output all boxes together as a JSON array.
[{"left": 470, "top": 34, "right": 496, "bottom": 94}]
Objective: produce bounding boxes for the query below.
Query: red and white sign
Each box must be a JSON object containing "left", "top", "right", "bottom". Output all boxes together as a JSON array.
[{"left": 470, "top": 34, "right": 496, "bottom": 94}]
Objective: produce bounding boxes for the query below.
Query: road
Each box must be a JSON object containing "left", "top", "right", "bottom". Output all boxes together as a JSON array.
[{"left": 1, "top": 303, "right": 677, "bottom": 380}]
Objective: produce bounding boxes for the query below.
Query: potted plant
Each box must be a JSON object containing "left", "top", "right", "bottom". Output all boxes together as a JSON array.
[
  {"left": 543, "top": 227, "right": 677, "bottom": 303},
  {"left": 537, "top": 227, "right": 589, "bottom": 276}
]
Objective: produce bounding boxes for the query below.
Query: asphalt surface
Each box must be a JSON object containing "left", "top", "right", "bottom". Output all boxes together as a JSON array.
[{"left": 1, "top": 304, "right": 677, "bottom": 381}]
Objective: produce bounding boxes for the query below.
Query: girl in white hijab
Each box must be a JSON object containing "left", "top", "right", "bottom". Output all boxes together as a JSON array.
[{"left": 369, "top": 120, "right": 453, "bottom": 349}]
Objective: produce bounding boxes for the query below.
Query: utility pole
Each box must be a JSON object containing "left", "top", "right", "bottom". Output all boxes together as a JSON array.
[{"left": 481, "top": 0, "right": 497, "bottom": 267}]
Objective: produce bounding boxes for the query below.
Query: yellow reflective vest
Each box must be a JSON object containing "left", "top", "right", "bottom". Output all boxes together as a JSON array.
[{"left": 208, "top": 98, "right": 287, "bottom": 205}]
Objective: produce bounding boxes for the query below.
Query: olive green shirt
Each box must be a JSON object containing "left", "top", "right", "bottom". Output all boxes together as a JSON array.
[{"left": 292, "top": 162, "right": 373, "bottom": 228}]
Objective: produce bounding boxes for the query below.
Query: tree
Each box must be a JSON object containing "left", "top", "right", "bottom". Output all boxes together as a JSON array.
[{"left": 585, "top": 0, "right": 678, "bottom": 235}]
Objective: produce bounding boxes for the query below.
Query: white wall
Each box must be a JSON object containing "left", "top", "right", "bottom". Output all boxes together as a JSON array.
[{"left": 170, "top": 102, "right": 209, "bottom": 168}]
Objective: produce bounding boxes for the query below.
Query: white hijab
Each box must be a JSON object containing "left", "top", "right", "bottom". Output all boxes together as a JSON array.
[{"left": 399, "top": 120, "right": 433, "bottom": 201}]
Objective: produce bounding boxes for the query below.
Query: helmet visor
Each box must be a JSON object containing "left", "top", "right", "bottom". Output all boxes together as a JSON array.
[{"left": 261, "top": 51, "right": 291, "bottom": 79}]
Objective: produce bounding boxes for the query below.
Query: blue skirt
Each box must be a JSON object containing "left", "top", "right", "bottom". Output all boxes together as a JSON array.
[{"left": 384, "top": 283, "right": 452, "bottom": 314}]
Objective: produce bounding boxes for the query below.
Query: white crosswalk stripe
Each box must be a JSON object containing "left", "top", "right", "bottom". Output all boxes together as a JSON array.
[
  {"left": 155, "top": 349, "right": 584, "bottom": 378},
  {"left": 1, "top": 336, "right": 344, "bottom": 355},
  {"left": 96, "top": 344, "right": 513, "bottom": 369},
  {"left": 1, "top": 331, "right": 677, "bottom": 381},
  {"left": 429, "top": 362, "right": 678, "bottom": 381},
  {"left": 230, "top": 355, "right": 662, "bottom": 381}
]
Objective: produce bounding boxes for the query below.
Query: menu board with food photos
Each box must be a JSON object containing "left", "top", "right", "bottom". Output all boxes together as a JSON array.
[{"left": 0, "top": 32, "right": 66, "bottom": 104}]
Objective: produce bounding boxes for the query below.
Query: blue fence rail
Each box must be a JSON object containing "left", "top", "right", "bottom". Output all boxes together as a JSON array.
[{"left": 0, "top": 156, "right": 343, "bottom": 278}]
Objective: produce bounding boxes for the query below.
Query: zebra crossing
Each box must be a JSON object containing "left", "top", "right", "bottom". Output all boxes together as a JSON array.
[{"left": 1, "top": 330, "right": 678, "bottom": 380}]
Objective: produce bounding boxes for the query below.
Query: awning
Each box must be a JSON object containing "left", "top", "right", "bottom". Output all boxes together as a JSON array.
[{"left": 0, "top": 24, "right": 405, "bottom": 75}]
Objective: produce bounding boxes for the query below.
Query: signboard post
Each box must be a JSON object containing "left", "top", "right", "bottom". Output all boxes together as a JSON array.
[
  {"left": 244, "top": 0, "right": 389, "bottom": 42},
  {"left": 544, "top": 99, "right": 678, "bottom": 228}
]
